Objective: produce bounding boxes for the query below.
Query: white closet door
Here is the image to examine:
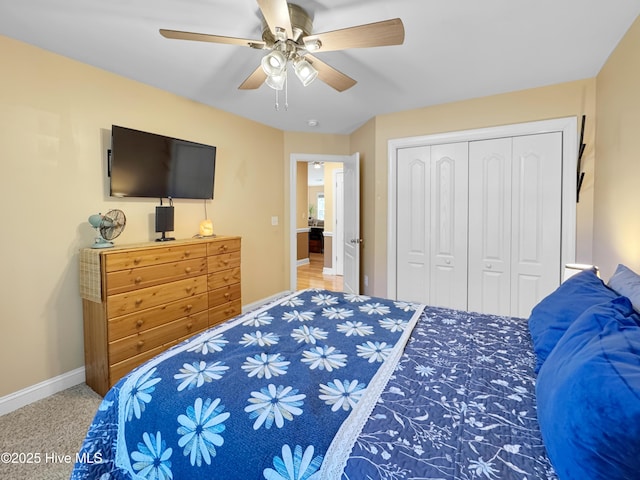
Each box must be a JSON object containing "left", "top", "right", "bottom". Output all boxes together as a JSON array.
[
  {"left": 430, "top": 142, "right": 469, "bottom": 310},
  {"left": 511, "top": 132, "right": 562, "bottom": 317},
  {"left": 396, "top": 146, "right": 430, "bottom": 303},
  {"left": 468, "top": 138, "right": 513, "bottom": 315}
]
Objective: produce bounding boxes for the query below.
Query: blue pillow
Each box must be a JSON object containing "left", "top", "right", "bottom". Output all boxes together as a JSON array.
[
  {"left": 536, "top": 296, "right": 640, "bottom": 480},
  {"left": 608, "top": 263, "right": 640, "bottom": 313},
  {"left": 528, "top": 269, "right": 619, "bottom": 372}
]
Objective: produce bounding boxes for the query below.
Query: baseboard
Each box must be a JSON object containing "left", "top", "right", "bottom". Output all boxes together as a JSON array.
[
  {"left": 297, "top": 258, "right": 310, "bottom": 266},
  {"left": 0, "top": 367, "right": 86, "bottom": 417},
  {"left": 323, "top": 267, "right": 336, "bottom": 275},
  {"left": 242, "top": 290, "right": 292, "bottom": 313}
]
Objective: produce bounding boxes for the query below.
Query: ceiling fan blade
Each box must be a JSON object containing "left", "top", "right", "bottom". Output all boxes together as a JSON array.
[
  {"left": 303, "top": 18, "right": 404, "bottom": 52},
  {"left": 160, "top": 29, "right": 266, "bottom": 49},
  {"left": 306, "top": 55, "right": 357, "bottom": 92},
  {"left": 257, "top": 0, "right": 293, "bottom": 39},
  {"left": 239, "top": 65, "right": 268, "bottom": 90}
]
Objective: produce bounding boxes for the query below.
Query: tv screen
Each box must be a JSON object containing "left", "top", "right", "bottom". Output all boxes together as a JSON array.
[{"left": 109, "top": 125, "right": 216, "bottom": 199}]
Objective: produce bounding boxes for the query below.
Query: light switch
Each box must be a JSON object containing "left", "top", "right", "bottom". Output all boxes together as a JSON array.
[{"left": 271, "top": 216, "right": 279, "bottom": 226}]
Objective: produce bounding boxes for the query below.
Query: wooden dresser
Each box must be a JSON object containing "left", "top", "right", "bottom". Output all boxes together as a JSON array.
[{"left": 79, "top": 236, "right": 241, "bottom": 396}]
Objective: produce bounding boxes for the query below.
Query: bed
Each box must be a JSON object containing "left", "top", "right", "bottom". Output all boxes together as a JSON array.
[{"left": 71, "top": 266, "right": 640, "bottom": 480}]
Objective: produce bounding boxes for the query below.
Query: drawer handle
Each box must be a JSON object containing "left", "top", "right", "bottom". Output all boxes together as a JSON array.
[
  {"left": 222, "top": 259, "right": 230, "bottom": 265},
  {"left": 135, "top": 298, "right": 143, "bottom": 306},
  {"left": 185, "top": 267, "right": 192, "bottom": 274},
  {"left": 134, "top": 276, "right": 142, "bottom": 284},
  {"left": 137, "top": 340, "right": 145, "bottom": 348},
  {"left": 224, "top": 308, "right": 234, "bottom": 315},
  {"left": 224, "top": 293, "right": 230, "bottom": 299},
  {"left": 136, "top": 319, "right": 143, "bottom": 327},
  {"left": 220, "top": 245, "right": 228, "bottom": 252},
  {"left": 186, "top": 322, "right": 193, "bottom": 330},
  {"left": 133, "top": 257, "right": 141, "bottom": 265},
  {"left": 185, "top": 250, "right": 191, "bottom": 257},
  {"left": 186, "top": 286, "right": 193, "bottom": 293},
  {"left": 185, "top": 304, "right": 193, "bottom": 312},
  {"left": 223, "top": 276, "right": 230, "bottom": 282}
]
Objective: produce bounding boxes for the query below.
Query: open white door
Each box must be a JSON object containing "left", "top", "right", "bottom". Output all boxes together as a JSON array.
[
  {"left": 334, "top": 170, "right": 344, "bottom": 276},
  {"left": 342, "top": 153, "right": 360, "bottom": 294}
]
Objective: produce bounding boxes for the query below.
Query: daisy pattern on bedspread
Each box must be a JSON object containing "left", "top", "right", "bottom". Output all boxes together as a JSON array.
[
  {"left": 341, "top": 306, "right": 558, "bottom": 480},
  {"left": 70, "top": 289, "right": 424, "bottom": 480}
]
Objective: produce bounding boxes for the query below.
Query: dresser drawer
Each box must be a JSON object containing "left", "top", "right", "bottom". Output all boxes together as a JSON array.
[
  {"left": 107, "top": 276, "right": 207, "bottom": 318},
  {"left": 207, "top": 238, "right": 241, "bottom": 256},
  {"left": 207, "top": 250, "right": 241, "bottom": 273},
  {"left": 105, "top": 244, "right": 207, "bottom": 273},
  {"left": 209, "top": 300, "right": 242, "bottom": 327},
  {"left": 108, "top": 293, "right": 208, "bottom": 341},
  {"left": 109, "top": 344, "right": 170, "bottom": 385},
  {"left": 109, "top": 310, "right": 209, "bottom": 364},
  {"left": 108, "top": 330, "right": 198, "bottom": 385},
  {"left": 208, "top": 283, "right": 241, "bottom": 307},
  {"left": 208, "top": 267, "right": 241, "bottom": 290},
  {"left": 106, "top": 257, "right": 207, "bottom": 295}
]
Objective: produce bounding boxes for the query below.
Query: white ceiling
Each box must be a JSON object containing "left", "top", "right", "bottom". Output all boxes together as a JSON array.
[{"left": 2, "top": 0, "right": 639, "bottom": 134}]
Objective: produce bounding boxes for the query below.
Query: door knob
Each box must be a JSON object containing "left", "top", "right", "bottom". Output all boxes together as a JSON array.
[{"left": 349, "top": 238, "right": 363, "bottom": 244}]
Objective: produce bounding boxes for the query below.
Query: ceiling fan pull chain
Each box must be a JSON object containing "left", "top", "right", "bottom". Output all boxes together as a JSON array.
[
  {"left": 284, "top": 70, "right": 289, "bottom": 111},
  {"left": 274, "top": 87, "right": 279, "bottom": 111}
]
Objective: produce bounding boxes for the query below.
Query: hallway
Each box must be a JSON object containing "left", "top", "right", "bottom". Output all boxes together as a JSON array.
[{"left": 297, "top": 253, "right": 343, "bottom": 292}]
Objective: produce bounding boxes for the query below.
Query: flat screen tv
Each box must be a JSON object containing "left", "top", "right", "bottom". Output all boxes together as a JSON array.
[{"left": 109, "top": 125, "right": 216, "bottom": 199}]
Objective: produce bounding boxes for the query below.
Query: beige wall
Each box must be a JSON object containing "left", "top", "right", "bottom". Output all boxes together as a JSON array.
[
  {"left": 296, "top": 161, "right": 308, "bottom": 229},
  {"left": 594, "top": 15, "right": 640, "bottom": 279},
  {"left": 360, "top": 79, "right": 597, "bottom": 297},
  {"left": 0, "top": 35, "right": 286, "bottom": 396}
]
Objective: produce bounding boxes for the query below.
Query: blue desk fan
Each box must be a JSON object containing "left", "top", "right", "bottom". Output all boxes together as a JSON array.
[{"left": 88, "top": 209, "right": 126, "bottom": 248}]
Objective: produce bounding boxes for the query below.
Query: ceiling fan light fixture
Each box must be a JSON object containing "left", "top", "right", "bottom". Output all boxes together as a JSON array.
[
  {"left": 265, "top": 71, "right": 286, "bottom": 90},
  {"left": 303, "top": 38, "right": 322, "bottom": 52},
  {"left": 294, "top": 58, "right": 318, "bottom": 86},
  {"left": 261, "top": 50, "right": 287, "bottom": 76}
]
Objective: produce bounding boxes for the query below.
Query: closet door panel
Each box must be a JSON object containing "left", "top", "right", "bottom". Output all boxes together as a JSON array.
[
  {"left": 511, "top": 132, "right": 562, "bottom": 317},
  {"left": 396, "top": 146, "right": 430, "bottom": 303},
  {"left": 430, "top": 142, "right": 469, "bottom": 310},
  {"left": 468, "top": 138, "right": 512, "bottom": 316}
]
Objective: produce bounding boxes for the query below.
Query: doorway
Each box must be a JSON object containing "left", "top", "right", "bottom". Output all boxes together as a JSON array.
[{"left": 289, "top": 153, "right": 360, "bottom": 293}]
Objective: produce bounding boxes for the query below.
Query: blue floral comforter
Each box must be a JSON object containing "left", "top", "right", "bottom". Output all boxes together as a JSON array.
[
  {"left": 71, "top": 289, "right": 424, "bottom": 480},
  {"left": 342, "top": 305, "right": 558, "bottom": 480}
]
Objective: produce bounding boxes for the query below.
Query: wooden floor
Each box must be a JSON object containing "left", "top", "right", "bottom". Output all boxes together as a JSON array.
[{"left": 297, "top": 253, "right": 344, "bottom": 291}]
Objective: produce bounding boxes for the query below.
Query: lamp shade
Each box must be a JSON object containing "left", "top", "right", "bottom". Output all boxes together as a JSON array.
[
  {"left": 265, "top": 72, "right": 286, "bottom": 90},
  {"left": 199, "top": 219, "right": 213, "bottom": 237},
  {"left": 294, "top": 58, "right": 318, "bottom": 86},
  {"left": 261, "top": 50, "right": 287, "bottom": 76},
  {"left": 563, "top": 263, "right": 599, "bottom": 282}
]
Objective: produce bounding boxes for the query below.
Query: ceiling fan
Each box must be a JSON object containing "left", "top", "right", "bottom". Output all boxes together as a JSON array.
[{"left": 159, "top": 0, "right": 405, "bottom": 93}]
